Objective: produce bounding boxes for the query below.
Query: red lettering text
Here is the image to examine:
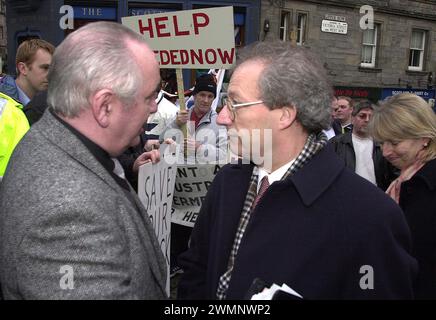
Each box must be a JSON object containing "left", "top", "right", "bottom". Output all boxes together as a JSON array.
[
  {"left": 160, "top": 50, "right": 170, "bottom": 65},
  {"left": 170, "top": 50, "right": 180, "bottom": 65},
  {"left": 191, "top": 49, "right": 204, "bottom": 64},
  {"left": 217, "top": 48, "right": 235, "bottom": 64},
  {"left": 180, "top": 50, "right": 189, "bottom": 64},
  {"left": 193, "top": 13, "right": 209, "bottom": 35},
  {"left": 138, "top": 18, "right": 154, "bottom": 37},
  {"left": 173, "top": 15, "right": 189, "bottom": 36},
  {"left": 205, "top": 49, "right": 217, "bottom": 64},
  {"left": 155, "top": 17, "right": 170, "bottom": 37}
]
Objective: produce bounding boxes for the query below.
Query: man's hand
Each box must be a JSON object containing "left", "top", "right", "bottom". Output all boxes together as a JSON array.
[
  {"left": 132, "top": 150, "right": 160, "bottom": 173},
  {"left": 144, "top": 138, "right": 176, "bottom": 152},
  {"left": 175, "top": 110, "right": 189, "bottom": 127}
]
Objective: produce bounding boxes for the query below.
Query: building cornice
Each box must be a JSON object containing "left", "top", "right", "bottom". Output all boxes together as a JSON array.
[{"left": 293, "top": 0, "right": 436, "bottom": 21}]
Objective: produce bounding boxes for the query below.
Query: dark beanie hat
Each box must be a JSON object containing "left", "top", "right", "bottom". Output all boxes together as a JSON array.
[{"left": 192, "top": 75, "right": 217, "bottom": 97}]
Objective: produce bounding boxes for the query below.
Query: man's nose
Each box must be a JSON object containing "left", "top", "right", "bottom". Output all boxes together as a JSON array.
[
  {"left": 150, "top": 100, "right": 158, "bottom": 114},
  {"left": 216, "top": 104, "right": 232, "bottom": 126},
  {"left": 204, "top": 96, "right": 214, "bottom": 103}
]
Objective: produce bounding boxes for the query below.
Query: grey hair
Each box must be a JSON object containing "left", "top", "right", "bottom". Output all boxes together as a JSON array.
[
  {"left": 234, "top": 41, "right": 332, "bottom": 133},
  {"left": 48, "top": 21, "right": 150, "bottom": 117}
]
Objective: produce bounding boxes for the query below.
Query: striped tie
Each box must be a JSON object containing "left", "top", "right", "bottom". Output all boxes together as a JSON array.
[{"left": 252, "top": 176, "right": 270, "bottom": 209}]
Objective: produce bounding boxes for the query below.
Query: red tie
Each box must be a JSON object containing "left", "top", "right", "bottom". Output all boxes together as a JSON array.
[{"left": 252, "top": 176, "right": 270, "bottom": 209}]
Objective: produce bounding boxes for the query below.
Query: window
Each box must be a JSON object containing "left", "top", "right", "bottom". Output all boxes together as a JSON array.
[
  {"left": 0, "top": 26, "right": 3, "bottom": 40},
  {"left": 361, "top": 24, "right": 378, "bottom": 68},
  {"left": 296, "top": 13, "right": 307, "bottom": 45},
  {"left": 279, "top": 10, "right": 291, "bottom": 41},
  {"left": 409, "top": 29, "right": 426, "bottom": 71}
]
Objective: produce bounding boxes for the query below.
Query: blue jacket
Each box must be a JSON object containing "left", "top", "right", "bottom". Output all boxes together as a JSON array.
[
  {"left": 0, "top": 75, "right": 20, "bottom": 103},
  {"left": 178, "top": 144, "right": 418, "bottom": 299}
]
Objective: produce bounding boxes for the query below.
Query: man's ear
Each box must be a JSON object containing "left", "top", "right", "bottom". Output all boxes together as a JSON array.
[
  {"left": 278, "top": 106, "right": 297, "bottom": 130},
  {"left": 90, "top": 89, "right": 115, "bottom": 128},
  {"left": 17, "top": 62, "right": 28, "bottom": 76}
]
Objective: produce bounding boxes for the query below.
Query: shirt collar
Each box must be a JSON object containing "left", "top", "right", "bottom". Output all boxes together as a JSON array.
[
  {"left": 257, "top": 158, "right": 296, "bottom": 193},
  {"left": 49, "top": 109, "right": 116, "bottom": 176},
  {"left": 16, "top": 82, "right": 30, "bottom": 106}
]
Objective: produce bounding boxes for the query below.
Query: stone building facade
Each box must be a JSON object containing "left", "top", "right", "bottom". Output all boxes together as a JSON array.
[{"left": 260, "top": 0, "right": 436, "bottom": 101}]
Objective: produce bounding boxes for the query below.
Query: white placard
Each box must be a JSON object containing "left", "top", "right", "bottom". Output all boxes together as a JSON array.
[
  {"left": 171, "top": 164, "right": 222, "bottom": 228},
  {"left": 122, "top": 6, "right": 235, "bottom": 69},
  {"left": 138, "top": 146, "right": 177, "bottom": 296}
]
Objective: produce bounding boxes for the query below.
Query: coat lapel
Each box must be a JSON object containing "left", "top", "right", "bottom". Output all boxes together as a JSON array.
[
  {"left": 211, "top": 163, "right": 254, "bottom": 285},
  {"left": 36, "top": 111, "right": 167, "bottom": 294},
  {"left": 36, "top": 111, "right": 121, "bottom": 192}
]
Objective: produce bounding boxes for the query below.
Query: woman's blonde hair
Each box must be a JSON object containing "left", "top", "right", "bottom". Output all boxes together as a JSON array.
[{"left": 370, "top": 93, "right": 436, "bottom": 162}]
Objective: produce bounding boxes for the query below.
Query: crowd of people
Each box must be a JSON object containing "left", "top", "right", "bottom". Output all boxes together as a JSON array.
[{"left": 0, "top": 21, "right": 435, "bottom": 300}]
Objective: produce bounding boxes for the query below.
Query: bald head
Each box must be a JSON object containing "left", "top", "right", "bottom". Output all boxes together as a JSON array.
[{"left": 48, "top": 21, "right": 158, "bottom": 118}]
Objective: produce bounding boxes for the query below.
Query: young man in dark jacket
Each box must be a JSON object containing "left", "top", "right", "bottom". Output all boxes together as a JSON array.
[{"left": 330, "top": 100, "right": 398, "bottom": 191}]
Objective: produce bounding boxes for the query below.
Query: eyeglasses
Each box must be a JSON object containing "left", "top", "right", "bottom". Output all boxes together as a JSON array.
[{"left": 223, "top": 98, "right": 264, "bottom": 121}]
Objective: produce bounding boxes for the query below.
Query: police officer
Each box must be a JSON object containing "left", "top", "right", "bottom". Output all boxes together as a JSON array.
[{"left": 0, "top": 92, "right": 29, "bottom": 180}]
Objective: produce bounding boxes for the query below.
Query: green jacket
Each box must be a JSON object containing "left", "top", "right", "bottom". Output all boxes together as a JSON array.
[{"left": 0, "top": 92, "right": 29, "bottom": 178}]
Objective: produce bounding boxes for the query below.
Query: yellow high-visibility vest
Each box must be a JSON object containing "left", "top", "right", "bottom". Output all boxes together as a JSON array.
[{"left": 0, "top": 92, "right": 30, "bottom": 178}]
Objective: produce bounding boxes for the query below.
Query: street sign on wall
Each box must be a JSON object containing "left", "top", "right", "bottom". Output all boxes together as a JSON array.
[{"left": 321, "top": 20, "right": 347, "bottom": 34}]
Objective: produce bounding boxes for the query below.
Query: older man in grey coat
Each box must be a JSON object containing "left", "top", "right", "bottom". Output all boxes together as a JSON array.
[{"left": 0, "top": 22, "right": 167, "bottom": 299}]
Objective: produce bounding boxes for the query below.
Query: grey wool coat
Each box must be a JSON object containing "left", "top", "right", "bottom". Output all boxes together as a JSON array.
[{"left": 0, "top": 110, "right": 167, "bottom": 299}]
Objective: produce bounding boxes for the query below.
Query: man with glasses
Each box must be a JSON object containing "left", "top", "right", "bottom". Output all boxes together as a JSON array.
[
  {"left": 177, "top": 41, "right": 416, "bottom": 299},
  {"left": 330, "top": 100, "right": 397, "bottom": 191}
]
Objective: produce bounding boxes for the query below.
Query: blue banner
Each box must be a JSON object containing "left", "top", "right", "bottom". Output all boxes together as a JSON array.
[
  {"left": 382, "top": 88, "right": 435, "bottom": 101},
  {"left": 73, "top": 7, "right": 117, "bottom": 20},
  {"left": 128, "top": 8, "right": 176, "bottom": 16}
]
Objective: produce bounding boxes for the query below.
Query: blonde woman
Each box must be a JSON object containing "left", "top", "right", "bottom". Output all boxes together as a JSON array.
[{"left": 371, "top": 93, "right": 436, "bottom": 299}]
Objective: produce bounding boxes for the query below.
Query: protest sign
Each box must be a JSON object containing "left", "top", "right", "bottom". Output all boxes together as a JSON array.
[
  {"left": 138, "top": 146, "right": 177, "bottom": 296},
  {"left": 122, "top": 6, "right": 235, "bottom": 69},
  {"left": 172, "top": 164, "right": 222, "bottom": 228}
]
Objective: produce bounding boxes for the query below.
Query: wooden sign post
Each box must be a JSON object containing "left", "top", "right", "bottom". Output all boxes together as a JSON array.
[
  {"left": 122, "top": 6, "right": 235, "bottom": 294},
  {"left": 176, "top": 69, "right": 187, "bottom": 155}
]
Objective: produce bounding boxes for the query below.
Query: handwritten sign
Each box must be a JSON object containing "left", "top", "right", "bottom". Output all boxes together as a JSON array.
[
  {"left": 138, "top": 146, "right": 177, "bottom": 295},
  {"left": 172, "top": 164, "right": 222, "bottom": 227},
  {"left": 122, "top": 6, "right": 235, "bottom": 68}
]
